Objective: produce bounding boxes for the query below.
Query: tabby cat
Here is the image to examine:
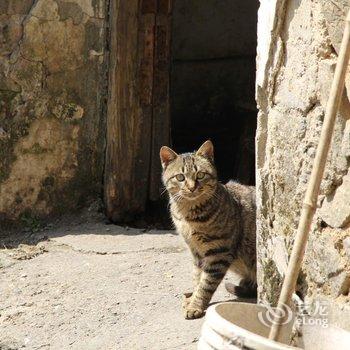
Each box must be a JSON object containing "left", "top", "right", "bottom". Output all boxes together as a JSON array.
[{"left": 160, "top": 140, "right": 256, "bottom": 319}]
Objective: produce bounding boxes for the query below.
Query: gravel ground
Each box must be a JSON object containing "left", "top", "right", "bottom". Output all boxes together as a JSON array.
[{"left": 0, "top": 218, "right": 245, "bottom": 350}]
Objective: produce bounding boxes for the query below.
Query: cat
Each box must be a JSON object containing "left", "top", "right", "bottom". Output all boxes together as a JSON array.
[{"left": 160, "top": 140, "right": 256, "bottom": 319}]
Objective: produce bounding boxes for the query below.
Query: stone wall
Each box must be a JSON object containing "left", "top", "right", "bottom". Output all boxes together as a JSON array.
[
  {"left": 256, "top": 0, "right": 350, "bottom": 326},
  {"left": 0, "top": 0, "right": 107, "bottom": 225}
]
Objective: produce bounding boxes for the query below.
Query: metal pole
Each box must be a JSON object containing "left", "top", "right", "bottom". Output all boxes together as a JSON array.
[{"left": 269, "top": 10, "right": 350, "bottom": 342}]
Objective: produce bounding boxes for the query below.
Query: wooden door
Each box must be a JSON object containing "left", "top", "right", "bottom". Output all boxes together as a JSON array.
[{"left": 104, "top": 0, "right": 172, "bottom": 222}]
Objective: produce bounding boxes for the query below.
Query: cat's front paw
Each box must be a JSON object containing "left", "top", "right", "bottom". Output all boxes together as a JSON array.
[
  {"left": 182, "top": 292, "right": 193, "bottom": 309},
  {"left": 184, "top": 305, "right": 205, "bottom": 319}
]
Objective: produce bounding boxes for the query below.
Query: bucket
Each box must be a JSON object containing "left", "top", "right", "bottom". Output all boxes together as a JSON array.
[
  {"left": 198, "top": 302, "right": 350, "bottom": 350},
  {"left": 198, "top": 302, "right": 299, "bottom": 350}
]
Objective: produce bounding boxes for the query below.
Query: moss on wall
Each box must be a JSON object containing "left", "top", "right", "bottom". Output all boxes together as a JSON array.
[{"left": 0, "top": 0, "right": 108, "bottom": 226}]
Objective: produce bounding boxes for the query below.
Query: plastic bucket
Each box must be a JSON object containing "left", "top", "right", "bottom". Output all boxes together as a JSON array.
[{"left": 198, "top": 302, "right": 299, "bottom": 350}]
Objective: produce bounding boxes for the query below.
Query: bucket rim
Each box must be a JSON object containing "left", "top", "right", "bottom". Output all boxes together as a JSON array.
[{"left": 204, "top": 302, "right": 300, "bottom": 350}]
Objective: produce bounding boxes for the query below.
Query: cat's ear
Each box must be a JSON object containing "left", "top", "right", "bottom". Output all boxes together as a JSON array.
[
  {"left": 160, "top": 146, "right": 178, "bottom": 168},
  {"left": 196, "top": 140, "right": 214, "bottom": 161}
]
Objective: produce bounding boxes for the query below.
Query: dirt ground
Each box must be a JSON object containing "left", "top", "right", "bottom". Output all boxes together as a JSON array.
[{"left": 0, "top": 214, "right": 246, "bottom": 350}]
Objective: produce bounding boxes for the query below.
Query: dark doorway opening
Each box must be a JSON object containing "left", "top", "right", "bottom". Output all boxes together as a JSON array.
[
  {"left": 171, "top": 0, "right": 258, "bottom": 185},
  {"left": 104, "top": 0, "right": 258, "bottom": 227}
]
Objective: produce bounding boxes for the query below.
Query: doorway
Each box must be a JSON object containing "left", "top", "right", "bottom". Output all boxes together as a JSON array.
[
  {"left": 104, "top": 0, "right": 258, "bottom": 224},
  {"left": 171, "top": 0, "right": 258, "bottom": 184}
]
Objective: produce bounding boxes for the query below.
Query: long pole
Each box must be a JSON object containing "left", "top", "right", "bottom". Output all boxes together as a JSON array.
[{"left": 268, "top": 10, "right": 350, "bottom": 342}]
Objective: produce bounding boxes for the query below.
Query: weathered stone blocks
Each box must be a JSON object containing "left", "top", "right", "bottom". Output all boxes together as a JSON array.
[
  {"left": 0, "top": 0, "right": 107, "bottom": 225},
  {"left": 320, "top": 171, "right": 350, "bottom": 228},
  {"left": 256, "top": 0, "right": 350, "bottom": 312}
]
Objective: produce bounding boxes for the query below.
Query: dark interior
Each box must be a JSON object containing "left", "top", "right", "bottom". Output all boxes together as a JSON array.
[{"left": 170, "top": 0, "right": 259, "bottom": 185}]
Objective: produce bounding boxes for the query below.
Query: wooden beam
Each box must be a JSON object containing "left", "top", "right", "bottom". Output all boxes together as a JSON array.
[
  {"left": 104, "top": 0, "right": 172, "bottom": 222},
  {"left": 105, "top": 0, "right": 153, "bottom": 222},
  {"left": 149, "top": 0, "right": 172, "bottom": 201}
]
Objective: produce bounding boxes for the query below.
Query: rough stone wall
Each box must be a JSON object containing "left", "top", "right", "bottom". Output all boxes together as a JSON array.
[
  {"left": 256, "top": 0, "right": 350, "bottom": 326},
  {"left": 0, "top": 0, "right": 107, "bottom": 225}
]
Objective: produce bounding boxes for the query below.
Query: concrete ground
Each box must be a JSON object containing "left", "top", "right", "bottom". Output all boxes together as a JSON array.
[{"left": 0, "top": 216, "right": 245, "bottom": 350}]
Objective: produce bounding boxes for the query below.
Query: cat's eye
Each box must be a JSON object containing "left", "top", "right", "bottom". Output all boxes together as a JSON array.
[
  {"left": 196, "top": 171, "right": 205, "bottom": 180},
  {"left": 176, "top": 174, "right": 185, "bottom": 181}
]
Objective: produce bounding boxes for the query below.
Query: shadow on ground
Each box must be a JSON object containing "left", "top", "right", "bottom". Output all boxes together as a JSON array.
[{"left": 0, "top": 209, "right": 256, "bottom": 350}]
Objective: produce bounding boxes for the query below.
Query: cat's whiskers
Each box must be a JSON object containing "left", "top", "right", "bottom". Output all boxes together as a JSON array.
[{"left": 160, "top": 187, "right": 168, "bottom": 196}]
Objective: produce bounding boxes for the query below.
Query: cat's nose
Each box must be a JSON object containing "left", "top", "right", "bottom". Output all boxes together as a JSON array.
[
  {"left": 186, "top": 180, "right": 196, "bottom": 192},
  {"left": 188, "top": 183, "right": 197, "bottom": 192}
]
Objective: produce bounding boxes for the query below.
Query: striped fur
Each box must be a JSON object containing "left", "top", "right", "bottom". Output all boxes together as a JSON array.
[{"left": 160, "top": 140, "right": 256, "bottom": 319}]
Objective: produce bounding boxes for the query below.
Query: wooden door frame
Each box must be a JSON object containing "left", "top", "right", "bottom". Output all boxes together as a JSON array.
[{"left": 104, "top": 0, "right": 172, "bottom": 223}]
